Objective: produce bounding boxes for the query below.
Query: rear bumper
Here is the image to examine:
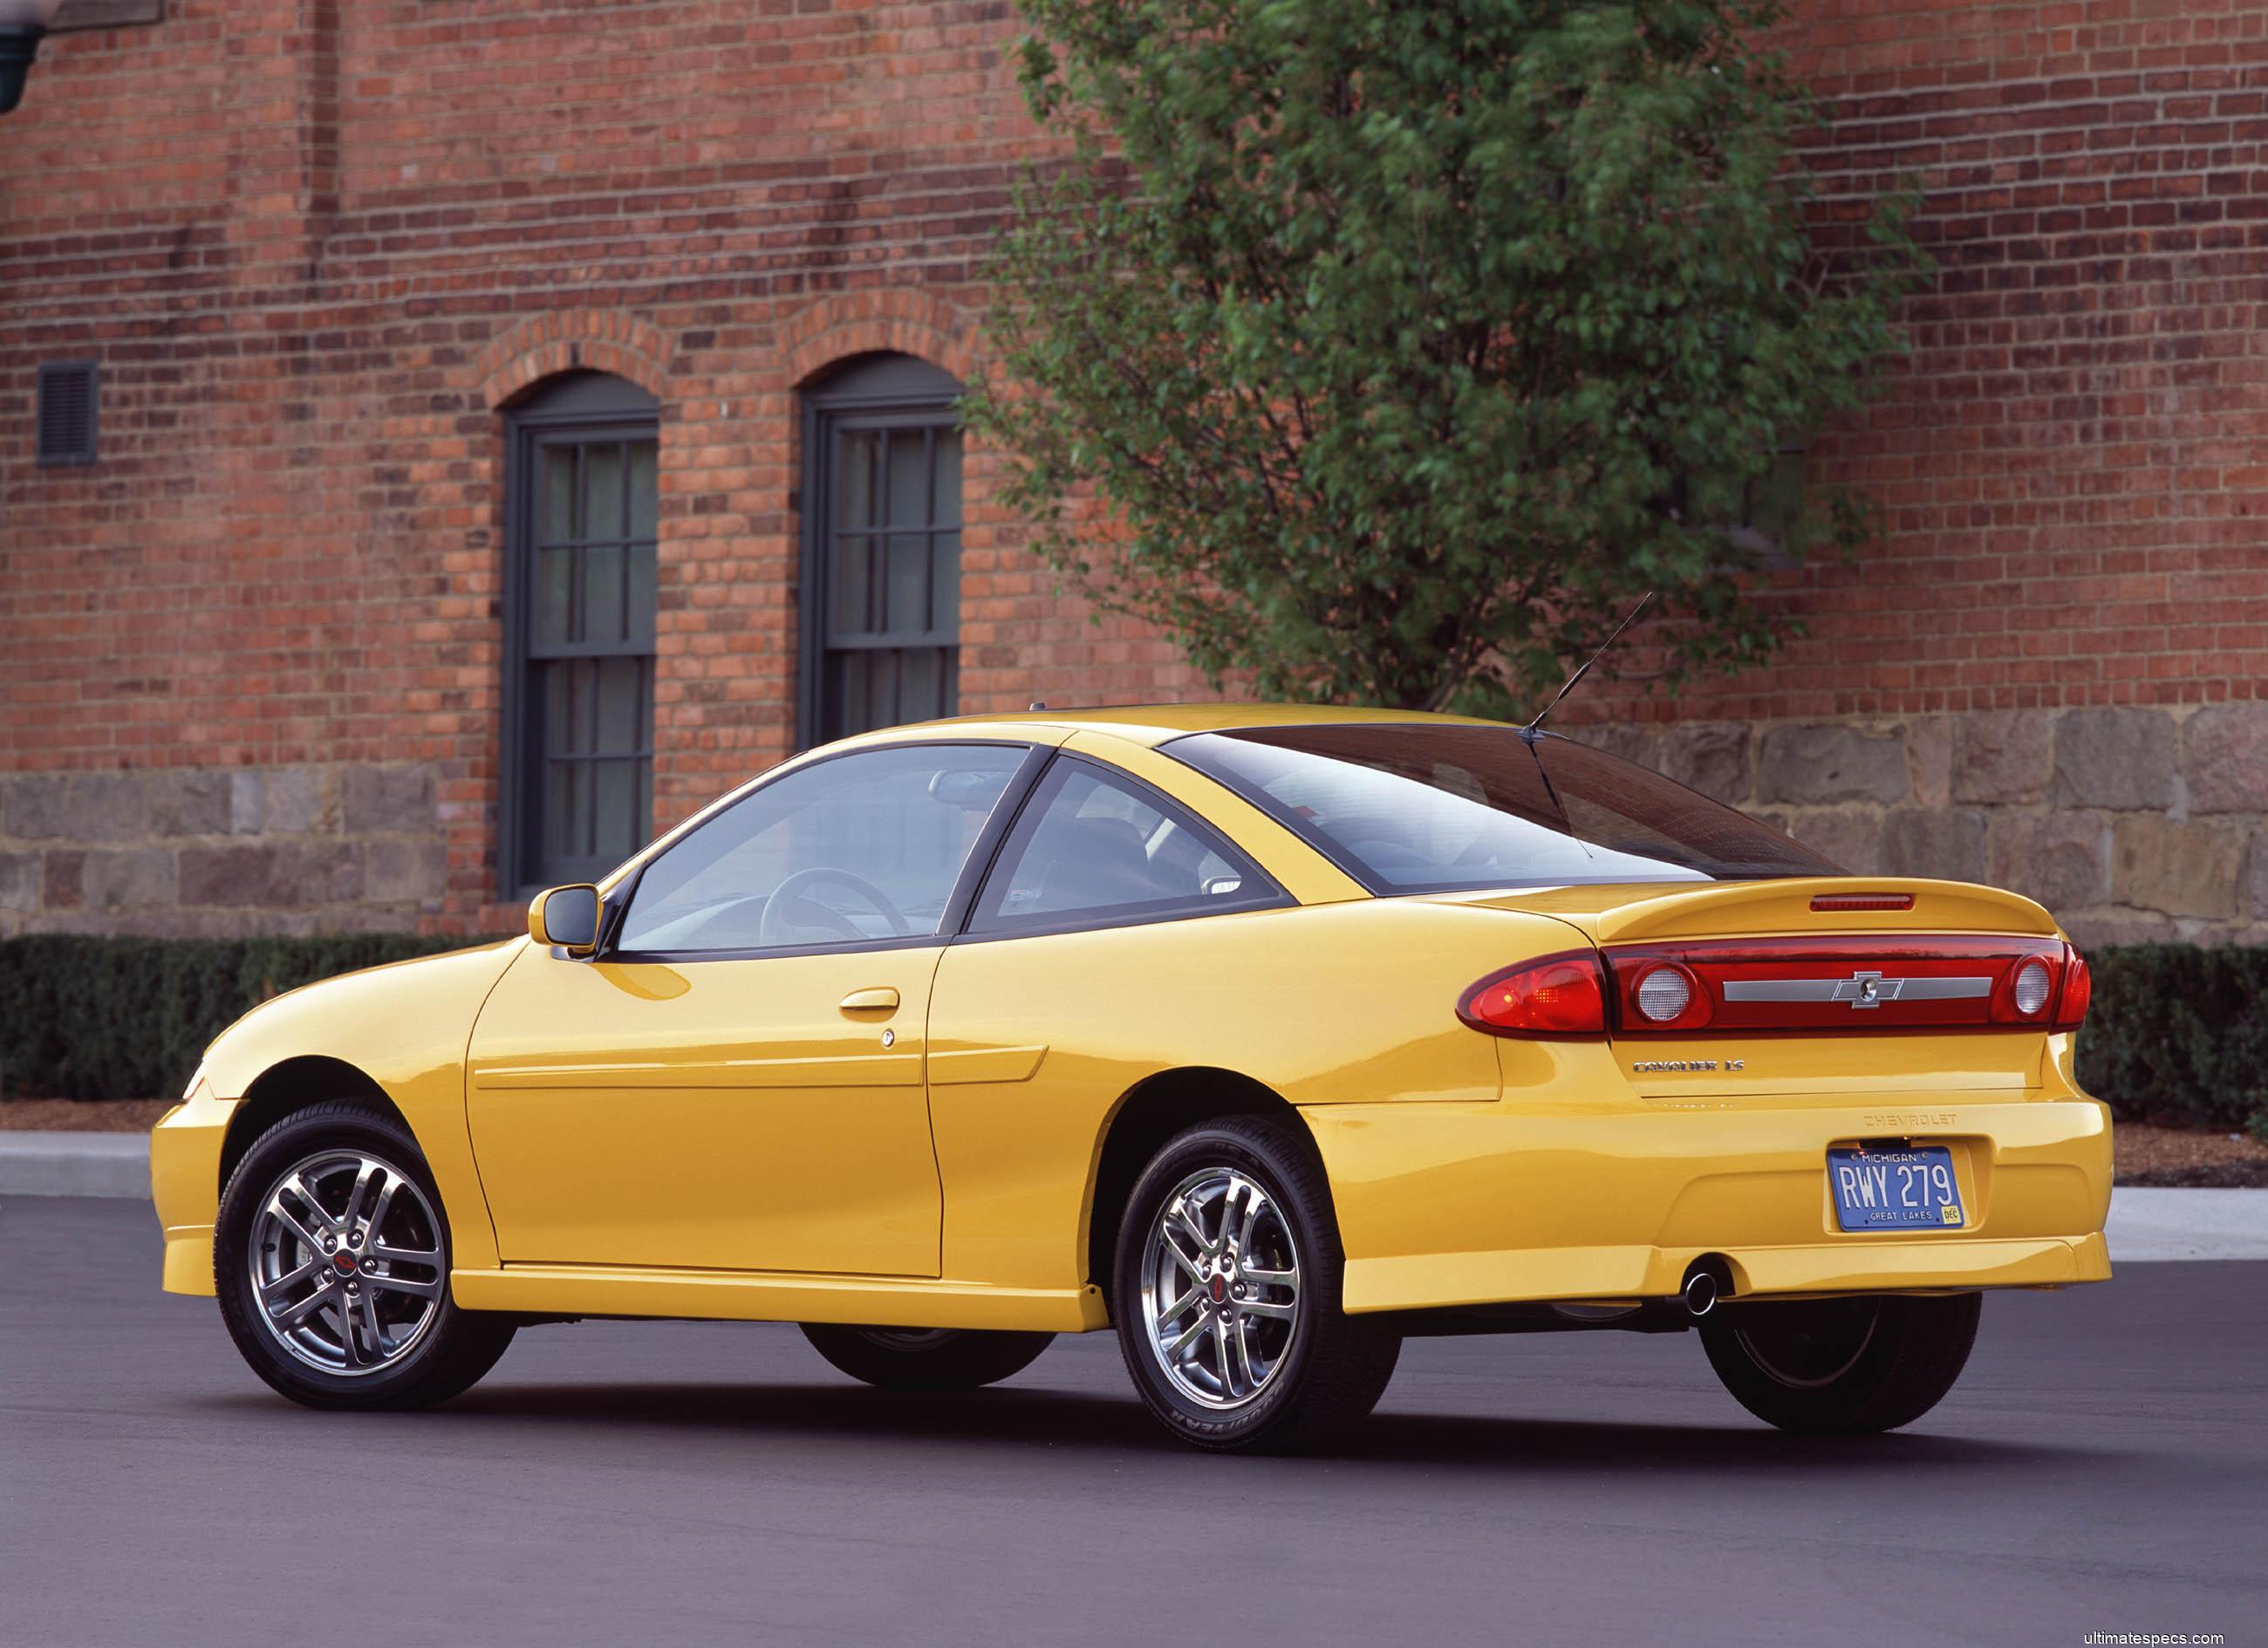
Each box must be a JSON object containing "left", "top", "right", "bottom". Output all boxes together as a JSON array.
[{"left": 1303, "top": 1096, "right": 2113, "bottom": 1315}]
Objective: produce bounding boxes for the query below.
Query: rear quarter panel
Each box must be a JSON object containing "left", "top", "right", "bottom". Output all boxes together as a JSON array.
[{"left": 925, "top": 898, "right": 1570, "bottom": 1291}]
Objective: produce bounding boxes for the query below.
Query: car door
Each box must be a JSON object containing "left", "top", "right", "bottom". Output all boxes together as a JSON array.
[{"left": 467, "top": 741, "right": 1038, "bottom": 1277}]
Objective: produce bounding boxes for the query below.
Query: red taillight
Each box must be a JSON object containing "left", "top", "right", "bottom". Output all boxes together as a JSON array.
[
  {"left": 2053, "top": 945, "right": 2091, "bottom": 1029},
  {"left": 1458, "top": 951, "right": 1608, "bottom": 1038},
  {"left": 1810, "top": 892, "right": 1916, "bottom": 913}
]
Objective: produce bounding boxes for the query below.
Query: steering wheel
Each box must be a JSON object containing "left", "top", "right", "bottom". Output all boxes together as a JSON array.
[{"left": 757, "top": 866, "right": 910, "bottom": 947}]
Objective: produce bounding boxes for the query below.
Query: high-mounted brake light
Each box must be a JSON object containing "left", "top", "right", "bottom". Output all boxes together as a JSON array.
[
  {"left": 1458, "top": 951, "right": 1608, "bottom": 1038},
  {"left": 1810, "top": 892, "right": 1915, "bottom": 913},
  {"left": 2053, "top": 945, "right": 2091, "bottom": 1029}
]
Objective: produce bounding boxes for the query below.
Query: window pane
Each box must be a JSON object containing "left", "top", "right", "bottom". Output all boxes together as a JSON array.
[
  {"left": 543, "top": 660, "right": 575, "bottom": 754},
  {"left": 885, "top": 534, "right": 928, "bottom": 633},
  {"left": 823, "top": 653, "right": 868, "bottom": 742},
  {"left": 567, "top": 659, "right": 593, "bottom": 752},
  {"left": 832, "top": 536, "right": 873, "bottom": 637},
  {"left": 539, "top": 446, "right": 576, "bottom": 544},
  {"left": 593, "top": 760, "right": 639, "bottom": 860},
  {"left": 588, "top": 443, "right": 625, "bottom": 541},
  {"left": 618, "top": 743, "right": 1027, "bottom": 953},
  {"left": 898, "top": 647, "right": 945, "bottom": 723},
  {"left": 933, "top": 428, "right": 961, "bottom": 525},
  {"left": 546, "top": 760, "right": 589, "bottom": 859},
  {"left": 594, "top": 657, "right": 642, "bottom": 751},
  {"left": 586, "top": 543, "right": 625, "bottom": 644},
  {"left": 627, "top": 544, "right": 656, "bottom": 645},
  {"left": 969, "top": 762, "right": 1271, "bottom": 932},
  {"left": 931, "top": 530, "right": 960, "bottom": 633},
  {"left": 1745, "top": 448, "right": 1806, "bottom": 549},
  {"left": 1170, "top": 726, "right": 1841, "bottom": 893},
  {"left": 628, "top": 440, "right": 659, "bottom": 537},
  {"left": 886, "top": 429, "right": 929, "bottom": 527},
  {"left": 838, "top": 429, "right": 879, "bottom": 529},
  {"left": 536, "top": 547, "right": 573, "bottom": 645},
  {"left": 865, "top": 649, "right": 898, "bottom": 727}
]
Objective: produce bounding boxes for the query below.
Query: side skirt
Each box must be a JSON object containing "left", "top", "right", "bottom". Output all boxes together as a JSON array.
[{"left": 450, "top": 1264, "right": 1110, "bottom": 1334}]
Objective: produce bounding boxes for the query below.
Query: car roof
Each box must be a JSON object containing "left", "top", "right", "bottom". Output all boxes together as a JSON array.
[{"left": 854, "top": 701, "right": 1505, "bottom": 749}]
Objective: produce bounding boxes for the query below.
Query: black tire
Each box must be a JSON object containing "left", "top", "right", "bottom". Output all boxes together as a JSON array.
[
  {"left": 215, "top": 1099, "right": 516, "bottom": 1411},
  {"left": 800, "top": 1324, "right": 1055, "bottom": 1391},
  {"left": 1699, "top": 1291, "right": 1982, "bottom": 1434},
  {"left": 1112, "top": 1116, "right": 1399, "bottom": 1453}
]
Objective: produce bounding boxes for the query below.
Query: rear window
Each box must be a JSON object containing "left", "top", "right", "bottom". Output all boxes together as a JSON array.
[{"left": 1168, "top": 724, "right": 1839, "bottom": 894}]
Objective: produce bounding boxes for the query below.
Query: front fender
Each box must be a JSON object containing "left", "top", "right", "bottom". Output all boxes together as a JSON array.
[{"left": 153, "top": 939, "right": 527, "bottom": 1292}]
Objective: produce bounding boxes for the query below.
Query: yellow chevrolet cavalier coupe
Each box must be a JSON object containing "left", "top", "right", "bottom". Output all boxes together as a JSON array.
[{"left": 151, "top": 707, "right": 2111, "bottom": 1452}]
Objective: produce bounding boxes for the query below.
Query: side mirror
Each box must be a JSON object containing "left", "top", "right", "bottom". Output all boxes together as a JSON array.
[{"left": 529, "top": 884, "right": 602, "bottom": 954}]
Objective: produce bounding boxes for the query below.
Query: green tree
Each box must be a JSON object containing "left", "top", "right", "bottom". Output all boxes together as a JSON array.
[{"left": 964, "top": 0, "right": 1926, "bottom": 714}]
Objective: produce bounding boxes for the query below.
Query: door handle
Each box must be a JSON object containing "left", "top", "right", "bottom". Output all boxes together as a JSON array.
[{"left": 839, "top": 987, "right": 900, "bottom": 1013}]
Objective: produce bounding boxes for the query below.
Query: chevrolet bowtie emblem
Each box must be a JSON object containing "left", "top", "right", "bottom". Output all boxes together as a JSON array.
[{"left": 1834, "top": 970, "right": 1901, "bottom": 1009}]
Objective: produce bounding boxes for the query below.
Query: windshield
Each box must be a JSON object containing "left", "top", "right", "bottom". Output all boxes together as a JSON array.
[{"left": 1168, "top": 724, "right": 1839, "bottom": 894}]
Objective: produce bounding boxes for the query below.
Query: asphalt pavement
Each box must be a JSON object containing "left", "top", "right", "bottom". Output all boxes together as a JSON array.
[{"left": 3, "top": 1198, "right": 2260, "bottom": 1648}]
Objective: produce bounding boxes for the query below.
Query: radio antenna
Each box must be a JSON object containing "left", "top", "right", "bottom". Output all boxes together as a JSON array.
[{"left": 1522, "top": 591, "right": 1656, "bottom": 735}]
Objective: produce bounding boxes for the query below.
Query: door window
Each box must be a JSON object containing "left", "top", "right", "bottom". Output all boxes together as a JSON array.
[
  {"left": 967, "top": 759, "right": 1281, "bottom": 934},
  {"left": 617, "top": 744, "right": 1027, "bottom": 954}
]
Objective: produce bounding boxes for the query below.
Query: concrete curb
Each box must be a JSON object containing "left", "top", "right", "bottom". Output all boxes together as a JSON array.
[
  {"left": 3, "top": 1133, "right": 2265, "bottom": 1262},
  {"left": 2105, "top": 1187, "right": 2268, "bottom": 1262},
  {"left": 0, "top": 1133, "right": 151, "bottom": 1200}
]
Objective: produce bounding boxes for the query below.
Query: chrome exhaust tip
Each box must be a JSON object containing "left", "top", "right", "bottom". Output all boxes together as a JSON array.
[{"left": 1681, "top": 1271, "right": 1719, "bottom": 1317}]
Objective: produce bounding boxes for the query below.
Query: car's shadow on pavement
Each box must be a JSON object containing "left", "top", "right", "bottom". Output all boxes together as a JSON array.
[{"left": 190, "top": 1379, "right": 2105, "bottom": 1475}]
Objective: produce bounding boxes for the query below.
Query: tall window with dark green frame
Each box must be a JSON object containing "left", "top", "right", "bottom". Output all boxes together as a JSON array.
[
  {"left": 801, "top": 353, "right": 965, "bottom": 748},
  {"left": 503, "top": 372, "right": 660, "bottom": 892}
]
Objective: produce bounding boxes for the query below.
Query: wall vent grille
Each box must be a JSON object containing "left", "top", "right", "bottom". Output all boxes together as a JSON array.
[{"left": 36, "top": 361, "right": 99, "bottom": 468}]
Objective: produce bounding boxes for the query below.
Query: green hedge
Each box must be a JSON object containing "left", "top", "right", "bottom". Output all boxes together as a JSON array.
[
  {"left": 0, "top": 933, "right": 508, "bottom": 1103},
  {"left": 2077, "top": 944, "right": 2268, "bottom": 1130},
  {"left": 2, "top": 934, "right": 2261, "bottom": 1124}
]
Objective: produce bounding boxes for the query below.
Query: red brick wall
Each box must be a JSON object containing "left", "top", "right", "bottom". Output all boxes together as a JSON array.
[
  {"left": 1577, "top": 0, "right": 2268, "bottom": 727},
  {"left": 0, "top": 0, "right": 1203, "bottom": 936},
  {"left": 1571, "top": 0, "right": 2268, "bottom": 943},
  {"left": 2, "top": 0, "right": 2263, "bottom": 941}
]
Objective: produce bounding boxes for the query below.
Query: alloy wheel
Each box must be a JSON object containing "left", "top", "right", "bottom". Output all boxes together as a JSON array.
[
  {"left": 1138, "top": 1166, "right": 1302, "bottom": 1410},
  {"left": 246, "top": 1149, "right": 447, "bottom": 1377}
]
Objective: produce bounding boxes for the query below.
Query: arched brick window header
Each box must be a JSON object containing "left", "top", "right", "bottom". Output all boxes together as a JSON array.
[
  {"left": 476, "top": 311, "right": 673, "bottom": 412},
  {"left": 778, "top": 291, "right": 977, "bottom": 390}
]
